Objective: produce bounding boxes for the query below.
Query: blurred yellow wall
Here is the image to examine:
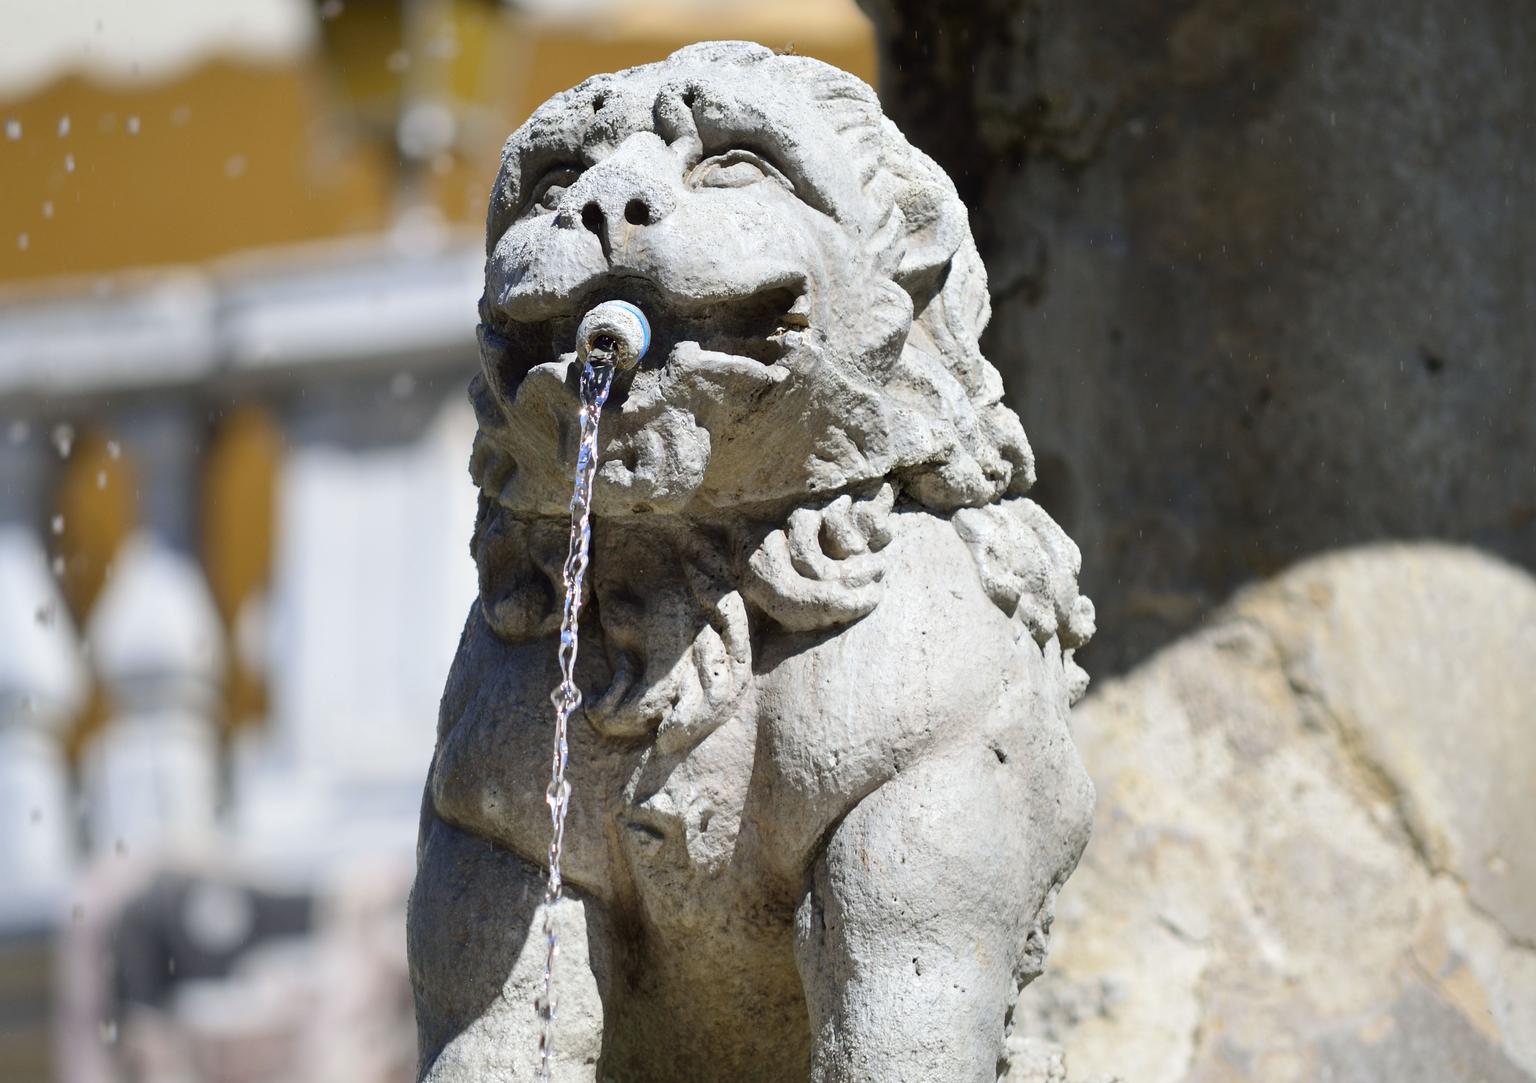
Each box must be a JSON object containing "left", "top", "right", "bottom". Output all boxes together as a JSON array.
[
  {"left": 0, "top": 62, "right": 394, "bottom": 283},
  {"left": 0, "top": 0, "right": 875, "bottom": 284}
]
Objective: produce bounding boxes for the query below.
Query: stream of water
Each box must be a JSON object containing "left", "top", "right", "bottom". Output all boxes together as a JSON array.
[
  {"left": 536, "top": 301, "right": 647, "bottom": 1081},
  {"left": 536, "top": 353, "right": 612, "bottom": 1081}
]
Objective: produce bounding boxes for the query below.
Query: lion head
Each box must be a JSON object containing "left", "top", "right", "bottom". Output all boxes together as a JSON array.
[
  {"left": 469, "top": 40, "right": 1035, "bottom": 519},
  {"left": 467, "top": 41, "right": 1093, "bottom": 710}
]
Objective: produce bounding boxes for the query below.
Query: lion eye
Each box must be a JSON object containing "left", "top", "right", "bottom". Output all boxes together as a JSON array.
[
  {"left": 527, "top": 166, "right": 583, "bottom": 215},
  {"left": 688, "top": 150, "right": 787, "bottom": 191}
]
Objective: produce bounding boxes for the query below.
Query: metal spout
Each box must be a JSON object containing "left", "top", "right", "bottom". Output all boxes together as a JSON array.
[{"left": 576, "top": 300, "right": 650, "bottom": 371}]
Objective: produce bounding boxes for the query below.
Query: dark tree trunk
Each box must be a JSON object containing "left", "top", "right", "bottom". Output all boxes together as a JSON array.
[{"left": 861, "top": 0, "right": 1536, "bottom": 673}]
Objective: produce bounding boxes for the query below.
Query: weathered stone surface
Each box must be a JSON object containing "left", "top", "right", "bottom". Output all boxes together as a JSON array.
[
  {"left": 859, "top": 0, "right": 1536, "bottom": 674},
  {"left": 409, "top": 42, "right": 1096, "bottom": 1082},
  {"left": 1016, "top": 544, "right": 1536, "bottom": 1082}
]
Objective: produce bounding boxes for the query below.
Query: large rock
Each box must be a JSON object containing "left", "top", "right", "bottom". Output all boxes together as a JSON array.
[{"left": 1016, "top": 544, "right": 1536, "bottom": 1081}]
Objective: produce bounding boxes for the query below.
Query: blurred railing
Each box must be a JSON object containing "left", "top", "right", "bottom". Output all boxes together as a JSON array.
[
  {"left": 0, "top": 235, "right": 486, "bottom": 1078},
  {"left": 0, "top": 227, "right": 485, "bottom": 1075},
  {"left": 2, "top": 234, "right": 485, "bottom": 914}
]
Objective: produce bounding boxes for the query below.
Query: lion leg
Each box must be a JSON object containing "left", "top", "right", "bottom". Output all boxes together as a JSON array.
[
  {"left": 408, "top": 806, "right": 614, "bottom": 1082},
  {"left": 793, "top": 735, "right": 1086, "bottom": 1083}
]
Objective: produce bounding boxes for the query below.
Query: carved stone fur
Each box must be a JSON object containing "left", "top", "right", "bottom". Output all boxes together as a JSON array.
[{"left": 409, "top": 41, "right": 1095, "bottom": 1083}]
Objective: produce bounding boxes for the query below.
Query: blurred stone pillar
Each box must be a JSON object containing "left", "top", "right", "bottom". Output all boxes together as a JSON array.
[
  {"left": 0, "top": 423, "right": 87, "bottom": 914},
  {"left": 858, "top": 0, "right": 1536, "bottom": 673},
  {"left": 85, "top": 402, "right": 224, "bottom": 857},
  {"left": 237, "top": 376, "right": 477, "bottom": 868}
]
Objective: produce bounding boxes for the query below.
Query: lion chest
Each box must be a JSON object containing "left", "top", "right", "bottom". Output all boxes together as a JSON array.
[
  {"left": 430, "top": 510, "right": 1024, "bottom": 904},
  {"left": 748, "top": 510, "right": 1027, "bottom": 871}
]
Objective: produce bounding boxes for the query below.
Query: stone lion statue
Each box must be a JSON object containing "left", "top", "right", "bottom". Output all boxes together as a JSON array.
[{"left": 408, "top": 41, "right": 1096, "bottom": 1083}]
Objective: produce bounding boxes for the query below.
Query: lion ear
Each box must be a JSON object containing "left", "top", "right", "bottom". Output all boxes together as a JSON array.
[{"left": 890, "top": 153, "right": 969, "bottom": 299}]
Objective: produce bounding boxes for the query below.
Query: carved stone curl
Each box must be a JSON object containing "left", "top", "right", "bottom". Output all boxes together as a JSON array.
[{"left": 409, "top": 41, "right": 1095, "bottom": 1083}]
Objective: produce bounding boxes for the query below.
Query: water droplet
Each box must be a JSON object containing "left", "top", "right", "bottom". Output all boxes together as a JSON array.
[
  {"left": 29, "top": 808, "right": 42, "bottom": 824},
  {"left": 99, "top": 1020, "right": 118, "bottom": 1044},
  {"left": 64, "top": 153, "right": 75, "bottom": 173},
  {"left": 224, "top": 154, "right": 247, "bottom": 179},
  {"left": 42, "top": 200, "right": 53, "bottom": 219},
  {"left": 35, "top": 602, "right": 56, "bottom": 626},
  {"left": 126, "top": 115, "right": 140, "bottom": 135},
  {"left": 387, "top": 49, "right": 411, "bottom": 74},
  {"left": 5, "top": 119, "right": 19, "bottom": 140},
  {"left": 171, "top": 105, "right": 191, "bottom": 126},
  {"left": 58, "top": 114, "right": 70, "bottom": 137},
  {"left": 52, "top": 423, "right": 74, "bottom": 458},
  {"left": 16, "top": 233, "right": 27, "bottom": 252},
  {"left": 106, "top": 439, "right": 121, "bottom": 459},
  {"left": 390, "top": 371, "right": 417, "bottom": 399},
  {"left": 51, "top": 555, "right": 65, "bottom": 576},
  {"left": 8, "top": 420, "right": 29, "bottom": 444},
  {"left": 319, "top": 0, "right": 344, "bottom": 18},
  {"left": 51, "top": 513, "right": 65, "bottom": 535},
  {"left": 96, "top": 469, "right": 108, "bottom": 489}
]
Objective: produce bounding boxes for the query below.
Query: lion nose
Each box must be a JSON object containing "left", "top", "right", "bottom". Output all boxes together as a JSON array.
[
  {"left": 562, "top": 133, "right": 676, "bottom": 253},
  {"left": 582, "top": 196, "right": 655, "bottom": 236},
  {"left": 580, "top": 193, "right": 661, "bottom": 254},
  {"left": 576, "top": 183, "right": 670, "bottom": 253}
]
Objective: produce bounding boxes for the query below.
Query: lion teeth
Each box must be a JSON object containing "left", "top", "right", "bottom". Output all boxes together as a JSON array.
[{"left": 782, "top": 293, "right": 811, "bottom": 328}]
